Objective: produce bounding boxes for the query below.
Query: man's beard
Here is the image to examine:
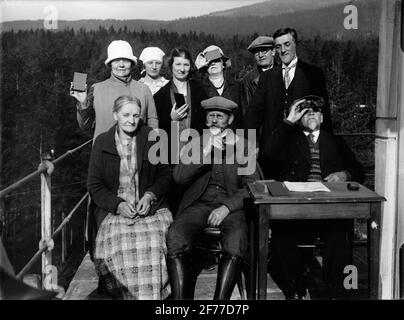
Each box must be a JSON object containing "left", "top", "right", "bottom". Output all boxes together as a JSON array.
[{"left": 209, "top": 126, "right": 222, "bottom": 136}]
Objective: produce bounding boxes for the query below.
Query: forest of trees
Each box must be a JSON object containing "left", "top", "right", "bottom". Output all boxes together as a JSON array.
[{"left": 0, "top": 27, "right": 378, "bottom": 277}]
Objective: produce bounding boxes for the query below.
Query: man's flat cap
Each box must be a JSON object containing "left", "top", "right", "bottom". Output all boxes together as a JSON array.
[
  {"left": 247, "top": 36, "right": 274, "bottom": 52},
  {"left": 201, "top": 96, "right": 238, "bottom": 113}
]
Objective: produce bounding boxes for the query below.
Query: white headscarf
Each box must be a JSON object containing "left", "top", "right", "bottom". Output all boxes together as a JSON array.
[{"left": 139, "top": 47, "right": 165, "bottom": 64}]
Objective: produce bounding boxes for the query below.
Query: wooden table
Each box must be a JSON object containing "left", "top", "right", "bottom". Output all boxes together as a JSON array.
[{"left": 245, "top": 181, "right": 386, "bottom": 300}]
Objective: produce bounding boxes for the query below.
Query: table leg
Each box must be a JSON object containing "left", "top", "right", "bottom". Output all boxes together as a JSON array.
[
  {"left": 368, "top": 202, "right": 382, "bottom": 299},
  {"left": 258, "top": 205, "right": 270, "bottom": 300},
  {"left": 246, "top": 198, "right": 256, "bottom": 300}
]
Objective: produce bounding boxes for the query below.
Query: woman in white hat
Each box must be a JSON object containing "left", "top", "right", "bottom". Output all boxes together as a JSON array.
[
  {"left": 138, "top": 47, "right": 169, "bottom": 95},
  {"left": 195, "top": 45, "right": 244, "bottom": 127},
  {"left": 70, "top": 40, "right": 158, "bottom": 140}
]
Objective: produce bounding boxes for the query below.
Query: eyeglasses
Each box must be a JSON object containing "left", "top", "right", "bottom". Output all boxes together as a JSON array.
[
  {"left": 253, "top": 48, "right": 272, "bottom": 56},
  {"left": 207, "top": 113, "right": 226, "bottom": 120}
]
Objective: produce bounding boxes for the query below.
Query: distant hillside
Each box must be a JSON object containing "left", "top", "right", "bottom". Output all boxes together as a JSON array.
[
  {"left": 0, "top": 0, "right": 380, "bottom": 39},
  {"left": 208, "top": 0, "right": 348, "bottom": 17}
]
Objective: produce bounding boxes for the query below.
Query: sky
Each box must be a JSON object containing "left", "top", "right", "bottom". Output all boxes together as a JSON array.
[{"left": 0, "top": 0, "right": 266, "bottom": 22}]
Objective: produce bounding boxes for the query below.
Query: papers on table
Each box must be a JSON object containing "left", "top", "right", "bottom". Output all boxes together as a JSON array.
[{"left": 283, "top": 181, "right": 331, "bottom": 192}]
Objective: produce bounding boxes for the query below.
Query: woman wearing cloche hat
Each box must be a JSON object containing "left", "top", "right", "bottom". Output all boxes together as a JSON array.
[
  {"left": 138, "top": 46, "right": 169, "bottom": 95},
  {"left": 195, "top": 45, "right": 244, "bottom": 128},
  {"left": 71, "top": 40, "right": 158, "bottom": 139}
]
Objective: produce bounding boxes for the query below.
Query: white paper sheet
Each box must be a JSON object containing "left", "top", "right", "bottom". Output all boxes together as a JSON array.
[{"left": 283, "top": 181, "right": 331, "bottom": 192}]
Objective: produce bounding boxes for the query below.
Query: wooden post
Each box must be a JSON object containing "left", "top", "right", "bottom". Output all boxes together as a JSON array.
[
  {"left": 12, "top": 213, "right": 16, "bottom": 261},
  {"left": 35, "top": 209, "right": 39, "bottom": 241},
  {"left": 61, "top": 211, "right": 66, "bottom": 263},
  {"left": 0, "top": 198, "right": 5, "bottom": 241},
  {"left": 40, "top": 167, "right": 52, "bottom": 290},
  {"left": 0, "top": 93, "right": 3, "bottom": 241},
  {"left": 376, "top": 0, "right": 404, "bottom": 298},
  {"left": 83, "top": 216, "right": 86, "bottom": 254}
]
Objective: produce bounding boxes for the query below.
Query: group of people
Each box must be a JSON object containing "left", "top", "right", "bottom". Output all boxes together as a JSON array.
[{"left": 70, "top": 27, "right": 364, "bottom": 300}]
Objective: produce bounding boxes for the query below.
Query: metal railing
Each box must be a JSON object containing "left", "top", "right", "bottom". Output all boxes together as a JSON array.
[
  {"left": 0, "top": 139, "right": 92, "bottom": 294},
  {"left": 0, "top": 139, "right": 92, "bottom": 198}
]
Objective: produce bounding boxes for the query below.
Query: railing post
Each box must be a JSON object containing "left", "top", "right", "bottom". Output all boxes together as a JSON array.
[
  {"left": 39, "top": 160, "right": 55, "bottom": 290},
  {"left": 0, "top": 198, "right": 5, "bottom": 240},
  {"left": 62, "top": 211, "right": 66, "bottom": 263}
]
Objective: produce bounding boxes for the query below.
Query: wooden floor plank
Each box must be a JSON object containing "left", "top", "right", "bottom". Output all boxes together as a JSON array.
[{"left": 64, "top": 253, "right": 284, "bottom": 300}]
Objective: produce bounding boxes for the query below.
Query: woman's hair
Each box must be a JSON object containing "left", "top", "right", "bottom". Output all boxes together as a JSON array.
[
  {"left": 113, "top": 95, "right": 141, "bottom": 113},
  {"left": 166, "top": 47, "right": 194, "bottom": 77}
]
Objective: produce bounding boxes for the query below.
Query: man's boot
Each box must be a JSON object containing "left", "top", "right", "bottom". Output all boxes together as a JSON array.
[
  {"left": 213, "top": 254, "right": 241, "bottom": 300},
  {"left": 167, "top": 253, "right": 197, "bottom": 300}
]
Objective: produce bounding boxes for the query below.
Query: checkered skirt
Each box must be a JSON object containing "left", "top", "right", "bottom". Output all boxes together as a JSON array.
[{"left": 94, "top": 208, "right": 173, "bottom": 300}]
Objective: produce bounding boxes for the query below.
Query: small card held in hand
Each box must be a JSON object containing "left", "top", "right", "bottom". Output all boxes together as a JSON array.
[
  {"left": 72, "top": 72, "right": 87, "bottom": 92},
  {"left": 266, "top": 181, "right": 289, "bottom": 196}
]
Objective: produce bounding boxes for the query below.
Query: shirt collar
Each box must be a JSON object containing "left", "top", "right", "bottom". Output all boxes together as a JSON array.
[
  {"left": 303, "top": 129, "right": 320, "bottom": 142},
  {"left": 110, "top": 72, "right": 132, "bottom": 84},
  {"left": 282, "top": 56, "right": 298, "bottom": 69},
  {"left": 260, "top": 64, "right": 273, "bottom": 73},
  {"left": 220, "top": 128, "right": 239, "bottom": 145}
]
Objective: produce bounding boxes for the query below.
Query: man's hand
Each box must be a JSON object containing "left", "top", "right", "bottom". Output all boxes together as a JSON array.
[
  {"left": 117, "top": 201, "right": 137, "bottom": 219},
  {"left": 324, "top": 171, "right": 348, "bottom": 182},
  {"left": 212, "top": 135, "right": 224, "bottom": 151},
  {"left": 207, "top": 205, "right": 230, "bottom": 227},
  {"left": 136, "top": 193, "right": 153, "bottom": 216},
  {"left": 286, "top": 99, "right": 308, "bottom": 124},
  {"left": 203, "top": 132, "right": 225, "bottom": 157}
]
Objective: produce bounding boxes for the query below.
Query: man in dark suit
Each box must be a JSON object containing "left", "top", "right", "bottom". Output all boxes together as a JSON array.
[
  {"left": 241, "top": 35, "right": 275, "bottom": 115},
  {"left": 166, "top": 96, "right": 259, "bottom": 300},
  {"left": 263, "top": 95, "right": 364, "bottom": 299},
  {"left": 244, "top": 27, "right": 333, "bottom": 179}
]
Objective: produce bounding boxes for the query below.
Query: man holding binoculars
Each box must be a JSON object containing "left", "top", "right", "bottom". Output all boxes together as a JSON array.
[{"left": 263, "top": 95, "right": 365, "bottom": 300}]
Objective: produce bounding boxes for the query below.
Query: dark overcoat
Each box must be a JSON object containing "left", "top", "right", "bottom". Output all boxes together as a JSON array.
[
  {"left": 153, "top": 79, "right": 207, "bottom": 137},
  {"left": 200, "top": 77, "right": 244, "bottom": 127},
  {"left": 87, "top": 121, "right": 172, "bottom": 254},
  {"left": 263, "top": 121, "right": 365, "bottom": 183}
]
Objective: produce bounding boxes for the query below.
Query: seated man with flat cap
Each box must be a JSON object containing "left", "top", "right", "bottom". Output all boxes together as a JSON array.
[
  {"left": 166, "top": 96, "right": 259, "bottom": 300},
  {"left": 241, "top": 35, "right": 275, "bottom": 115},
  {"left": 263, "top": 95, "right": 365, "bottom": 299}
]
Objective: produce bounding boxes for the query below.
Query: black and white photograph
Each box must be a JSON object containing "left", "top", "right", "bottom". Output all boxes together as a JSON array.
[{"left": 0, "top": 0, "right": 403, "bottom": 308}]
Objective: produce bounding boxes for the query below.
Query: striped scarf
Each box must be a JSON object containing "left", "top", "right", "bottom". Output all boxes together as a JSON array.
[{"left": 114, "top": 129, "right": 139, "bottom": 212}]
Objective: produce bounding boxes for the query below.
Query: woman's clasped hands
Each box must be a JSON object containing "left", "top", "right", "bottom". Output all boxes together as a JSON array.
[{"left": 117, "top": 193, "right": 154, "bottom": 223}]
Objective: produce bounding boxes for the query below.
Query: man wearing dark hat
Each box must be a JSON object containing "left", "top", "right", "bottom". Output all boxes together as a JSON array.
[
  {"left": 166, "top": 96, "right": 259, "bottom": 300},
  {"left": 263, "top": 96, "right": 364, "bottom": 299},
  {"left": 244, "top": 27, "right": 333, "bottom": 180},
  {"left": 241, "top": 35, "right": 275, "bottom": 113}
]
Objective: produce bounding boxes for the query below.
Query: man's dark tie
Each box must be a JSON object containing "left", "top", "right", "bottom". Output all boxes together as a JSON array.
[{"left": 309, "top": 133, "right": 315, "bottom": 144}]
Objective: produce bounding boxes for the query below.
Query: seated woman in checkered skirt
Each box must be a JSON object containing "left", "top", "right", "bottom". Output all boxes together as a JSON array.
[{"left": 87, "top": 95, "right": 173, "bottom": 299}]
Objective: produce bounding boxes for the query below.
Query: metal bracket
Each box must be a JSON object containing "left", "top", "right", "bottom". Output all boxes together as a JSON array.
[
  {"left": 38, "top": 160, "right": 55, "bottom": 175},
  {"left": 39, "top": 238, "right": 54, "bottom": 251}
]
